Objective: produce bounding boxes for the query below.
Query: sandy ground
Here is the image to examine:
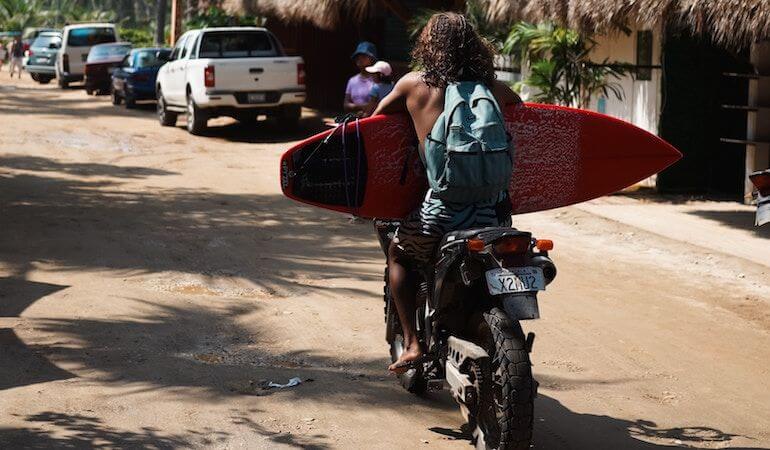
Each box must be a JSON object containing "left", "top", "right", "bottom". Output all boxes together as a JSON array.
[{"left": 1, "top": 76, "right": 769, "bottom": 449}]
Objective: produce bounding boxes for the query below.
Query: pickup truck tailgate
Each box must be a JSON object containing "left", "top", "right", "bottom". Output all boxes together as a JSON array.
[{"left": 207, "top": 57, "right": 302, "bottom": 92}]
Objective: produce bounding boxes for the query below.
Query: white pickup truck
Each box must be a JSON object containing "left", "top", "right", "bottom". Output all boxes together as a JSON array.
[{"left": 156, "top": 27, "right": 306, "bottom": 135}]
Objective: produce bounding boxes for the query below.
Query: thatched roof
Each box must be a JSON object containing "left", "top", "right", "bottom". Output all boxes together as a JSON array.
[
  {"left": 227, "top": 0, "right": 770, "bottom": 48},
  {"left": 225, "top": 0, "right": 375, "bottom": 29},
  {"left": 487, "top": 0, "right": 770, "bottom": 48}
]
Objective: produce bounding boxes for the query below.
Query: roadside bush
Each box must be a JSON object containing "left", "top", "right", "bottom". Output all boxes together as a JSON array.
[
  {"left": 120, "top": 27, "right": 155, "bottom": 47},
  {"left": 185, "top": 6, "right": 264, "bottom": 29}
]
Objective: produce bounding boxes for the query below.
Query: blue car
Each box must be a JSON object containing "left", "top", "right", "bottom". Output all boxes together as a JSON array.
[{"left": 110, "top": 47, "right": 171, "bottom": 108}]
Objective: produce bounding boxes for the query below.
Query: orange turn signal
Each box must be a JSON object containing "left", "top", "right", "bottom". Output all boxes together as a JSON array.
[
  {"left": 535, "top": 239, "right": 554, "bottom": 251},
  {"left": 467, "top": 238, "right": 486, "bottom": 252}
]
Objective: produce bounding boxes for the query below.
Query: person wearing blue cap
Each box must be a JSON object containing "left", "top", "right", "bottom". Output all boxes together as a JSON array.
[{"left": 344, "top": 41, "right": 378, "bottom": 114}]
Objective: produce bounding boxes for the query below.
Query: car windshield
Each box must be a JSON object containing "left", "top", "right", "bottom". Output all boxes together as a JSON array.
[
  {"left": 87, "top": 44, "right": 131, "bottom": 62},
  {"left": 31, "top": 34, "right": 61, "bottom": 49},
  {"left": 23, "top": 28, "right": 54, "bottom": 40},
  {"left": 134, "top": 49, "right": 169, "bottom": 68},
  {"left": 68, "top": 27, "right": 116, "bottom": 47},
  {"left": 198, "top": 31, "right": 277, "bottom": 58}
]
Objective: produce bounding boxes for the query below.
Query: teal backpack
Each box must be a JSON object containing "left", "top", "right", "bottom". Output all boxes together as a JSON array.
[{"left": 423, "top": 81, "right": 513, "bottom": 203}]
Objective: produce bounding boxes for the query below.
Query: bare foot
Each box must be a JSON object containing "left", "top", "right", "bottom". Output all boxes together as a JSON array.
[{"left": 388, "top": 346, "right": 423, "bottom": 374}]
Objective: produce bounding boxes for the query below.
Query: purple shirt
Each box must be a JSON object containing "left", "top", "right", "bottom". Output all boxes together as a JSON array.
[{"left": 345, "top": 74, "right": 375, "bottom": 106}]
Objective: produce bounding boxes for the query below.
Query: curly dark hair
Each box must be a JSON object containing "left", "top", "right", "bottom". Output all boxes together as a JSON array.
[{"left": 411, "top": 12, "right": 497, "bottom": 88}]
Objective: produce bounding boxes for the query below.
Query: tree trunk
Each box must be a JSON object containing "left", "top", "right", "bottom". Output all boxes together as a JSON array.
[{"left": 156, "top": 0, "right": 167, "bottom": 45}]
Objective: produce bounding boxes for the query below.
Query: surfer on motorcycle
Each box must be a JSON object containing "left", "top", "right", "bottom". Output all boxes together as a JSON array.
[{"left": 372, "top": 12, "right": 522, "bottom": 373}]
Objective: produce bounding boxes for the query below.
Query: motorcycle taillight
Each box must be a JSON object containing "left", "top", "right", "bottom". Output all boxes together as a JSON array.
[{"left": 492, "top": 236, "right": 531, "bottom": 255}]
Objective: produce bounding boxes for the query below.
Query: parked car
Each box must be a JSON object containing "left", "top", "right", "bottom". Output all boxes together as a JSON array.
[
  {"left": 26, "top": 31, "right": 61, "bottom": 84},
  {"left": 155, "top": 27, "right": 306, "bottom": 135},
  {"left": 111, "top": 47, "right": 171, "bottom": 108},
  {"left": 84, "top": 42, "right": 131, "bottom": 95},
  {"left": 56, "top": 23, "right": 118, "bottom": 88},
  {"left": 22, "top": 27, "right": 57, "bottom": 67}
]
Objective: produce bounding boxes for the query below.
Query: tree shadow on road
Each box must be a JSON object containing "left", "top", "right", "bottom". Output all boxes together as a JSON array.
[
  {"left": 0, "top": 411, "right": 220, "bottom": 449},
  {"left": 430, "top": 394, "right": 763, "bottom": 449},
  {"left": 687, "top": 209, "right": 770, "bottom": 238},
  {"left": 0, "top": 155, "right": 177, "bottom": 179},
  {"left": 0, "top": 156, "right": 459, "bottom": 415},
  {"left": 0, "top": 409, "right": 336, "bottom": 449},
  {"left": 0, "top": 157, "right": 382, "bottom": 298},
  {"left": 18, "top": 297, "right": 454, "bottom": 412}
]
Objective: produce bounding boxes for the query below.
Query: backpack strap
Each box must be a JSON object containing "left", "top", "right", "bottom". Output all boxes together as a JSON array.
[{"left": 442, "top": 83, "right": 469, "bottom": 138}]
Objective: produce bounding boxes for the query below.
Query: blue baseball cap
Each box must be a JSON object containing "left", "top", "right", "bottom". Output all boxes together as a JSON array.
[{"left": 351, "top": 41, "right": 377, "bottom": 60}]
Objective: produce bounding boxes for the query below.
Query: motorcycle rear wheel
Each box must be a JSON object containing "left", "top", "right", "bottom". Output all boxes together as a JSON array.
[
  {"left": 475, "top": 308, "right": 535, "bottom": 450},
  {"left": 384, "top": 267, "right": 428, "bottom": 395}
]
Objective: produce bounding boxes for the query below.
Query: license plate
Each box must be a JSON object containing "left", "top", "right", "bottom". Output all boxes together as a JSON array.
[
  {"left": 247, "top": 92, "right": 266, "bottom": 103},
  {"left": 485, "top": 267, "right": 545, "bottom": 295}
]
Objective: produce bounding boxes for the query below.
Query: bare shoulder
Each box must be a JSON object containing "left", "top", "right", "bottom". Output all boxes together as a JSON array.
[
  {"left": 394, "top": 71, "right": 425, "bottom": 91},
  {"left": 491, "top": 80, "right": 522, "bottom": 106}
]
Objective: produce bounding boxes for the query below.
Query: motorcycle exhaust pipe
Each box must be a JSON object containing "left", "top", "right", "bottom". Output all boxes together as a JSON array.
[{"left": 531, "top": 255, "right": 557, "bottom": 284}]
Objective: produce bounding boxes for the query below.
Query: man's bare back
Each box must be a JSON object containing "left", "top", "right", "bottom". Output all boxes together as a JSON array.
[{"left": 373, "top": 71, "right": 521, "bottom": 155}]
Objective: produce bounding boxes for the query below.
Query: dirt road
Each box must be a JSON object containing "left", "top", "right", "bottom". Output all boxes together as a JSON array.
[{"left": 1, "top": 77, "right": 769, "bottom": 449}]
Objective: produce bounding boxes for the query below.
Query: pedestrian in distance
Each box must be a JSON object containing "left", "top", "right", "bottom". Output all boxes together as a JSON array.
[
  {"left": 9, "top": 36, "right": 24, "bottom": 79},
  {"left": 343, "top": 41, "right": 377, "bottom": 116},
  {"left": 0, "top": 41, "right": 7, "bottom": 72},
  {"left": 363, "top": 60, "right": 394, "bottom": 117}
]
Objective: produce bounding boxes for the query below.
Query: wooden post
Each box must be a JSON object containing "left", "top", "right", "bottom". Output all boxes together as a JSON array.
[
  {"left": 170, "top": 0, "right": 183, "bottom": 46},
  {"left": 744, "top": 42, "right": 770, "bottom": 202},
  {"left": 155, "top": 0, "right": 167, "bottom": 45}
]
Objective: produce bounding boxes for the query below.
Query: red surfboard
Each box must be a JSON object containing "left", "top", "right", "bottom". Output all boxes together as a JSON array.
[{"left": 280, "top": 103, "right": 681, "bottom": 219}]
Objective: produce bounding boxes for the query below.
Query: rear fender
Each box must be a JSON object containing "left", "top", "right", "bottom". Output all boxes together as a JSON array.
[{"left": 501, "top": 293, "right": 540, "bottom": 320}]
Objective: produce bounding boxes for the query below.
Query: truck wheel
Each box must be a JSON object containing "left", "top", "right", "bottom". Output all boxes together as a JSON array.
[
  {"left": 124, "top": 94, "right": 136, "bottom": 109},
  {"left": 111, "top": 88, "right": 122, "bottom": 105},
  {"left": 30, "top": 73, "right": 39, "bottom": 82},
  {"left": 474, "top": 308, "right": 534, "bottom": 450},
  {"left": 186, "top": 95, "right": 207, "bottom": 135},
  {"left": 57, "top": 77, "right": 68, "bottom": 89},
  {"left": 237, "top": 112, "right": 258, "bottom": 124},
  {"left": 38, "top": 76, "right": 53, "bottom": 84},
  {"left": 277, "top": 105, "right": 301, "bottom": 129},
  {"left": 157, "top": 89, "right": 177, "bottom": 127}
]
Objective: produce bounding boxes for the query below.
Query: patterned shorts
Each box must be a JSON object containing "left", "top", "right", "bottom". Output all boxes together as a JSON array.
[{"left": 393, "top": 190, "right": 512, "bottom": 266}]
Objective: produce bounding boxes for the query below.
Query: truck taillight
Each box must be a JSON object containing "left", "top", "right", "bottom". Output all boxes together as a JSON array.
[
  {"left": 62, "top": 54, "right": 69, "bottom": 72},
  {"left": 297, "top": 62, "right": 305, "bottom": 86},
  {"left": 204, "top": 65, "right": 215, "bottom": 87}
]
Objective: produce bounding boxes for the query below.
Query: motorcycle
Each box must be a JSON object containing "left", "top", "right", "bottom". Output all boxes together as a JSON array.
[
  {"left": 375, "top": 220, "right": 557, "bottom": 450},
  {"left": 749, "top": 169, "right": 770, "bottom": 226}
]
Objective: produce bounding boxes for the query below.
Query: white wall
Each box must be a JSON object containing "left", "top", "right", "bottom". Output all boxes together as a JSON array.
[{"left": 589, "top": 24, "right": 663, "bottom": 136}]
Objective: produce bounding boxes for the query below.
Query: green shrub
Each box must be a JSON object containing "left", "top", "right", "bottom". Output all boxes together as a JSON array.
[
  {"left": 120, "top": 27, "right": 155, "bottom": 47},
  {"left": 185, "top": 6, "right": 264, "bottom": 29}
]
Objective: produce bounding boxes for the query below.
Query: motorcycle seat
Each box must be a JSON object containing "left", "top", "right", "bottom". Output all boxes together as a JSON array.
[{"left": 439, "top": 227, "right": 528, "bottom": 248}]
